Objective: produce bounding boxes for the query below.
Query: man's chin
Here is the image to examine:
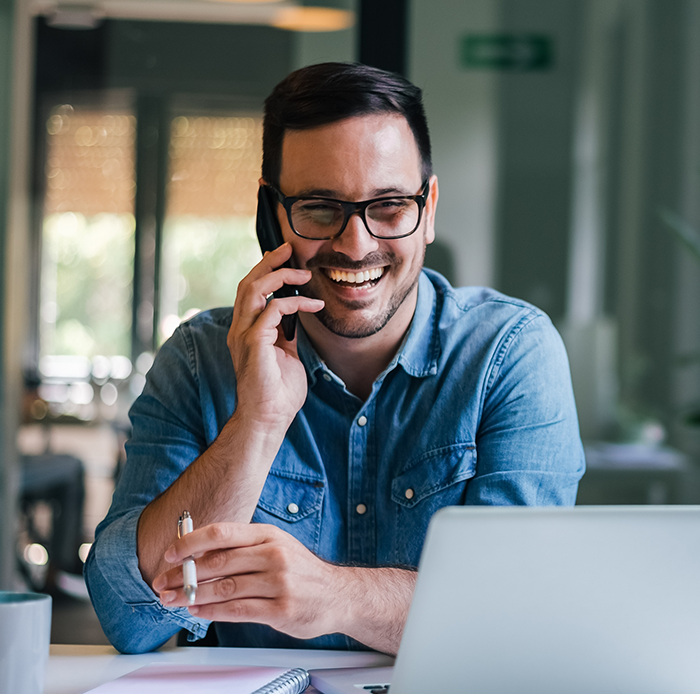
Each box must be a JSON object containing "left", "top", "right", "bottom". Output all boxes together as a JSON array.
[
  {"left": 299, "top": 284, "right": 385, "bottom": 338},
  {"left": 313, "top": 307, "right": 390, "bottom": 339}
]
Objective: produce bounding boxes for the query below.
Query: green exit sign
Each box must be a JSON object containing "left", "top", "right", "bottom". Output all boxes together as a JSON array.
[{"left": 460, "top": 34, "right": 554, "bottom": 71}]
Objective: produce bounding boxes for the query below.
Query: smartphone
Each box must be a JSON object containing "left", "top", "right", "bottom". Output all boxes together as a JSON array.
[{"left": 255, "top": 185, "right": 299, "bottom": 341}]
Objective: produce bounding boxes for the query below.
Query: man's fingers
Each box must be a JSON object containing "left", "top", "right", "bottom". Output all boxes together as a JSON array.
[
  {"left": 235, "top": 243, "right": 306, "bottom": 308},
  {"left": 256, "top": 296, "right": 324, "bottom": 330},
  {"left": 188, "top": 597, "right": 277, "bottom": 624},
  {"left": 163, "top": 522, "right": 278, "bottom": 564},
  {"left": 229, "top": 296, "right": 324, "bottom": 361},
  {"left": 233, "top": 267, "right": 313, "bottom": 326},
  {"left": 245, "top": 242, "right": 294, "bottom": 281},
  {"left": 155, "top": 544, "right": 267, "bottom": 593},
  {"left": 160, "top": 570, "right": 279, "bottom": 607},
  {"left": 248, "top": 267, "right": 314, "bottom": 300}
]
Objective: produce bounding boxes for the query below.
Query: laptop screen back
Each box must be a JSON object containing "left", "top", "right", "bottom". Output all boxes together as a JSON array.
[{"left": 391, "top": 506, "right": 700, "bottom": 694}]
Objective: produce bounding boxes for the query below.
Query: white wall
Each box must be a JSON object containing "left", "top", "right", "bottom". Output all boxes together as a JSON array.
[
  {"left": 408, "top": 0, "right": 499, "bottom": 288},
  {"left": 562, "top": 0, "right": 629, "bottom": 439}
]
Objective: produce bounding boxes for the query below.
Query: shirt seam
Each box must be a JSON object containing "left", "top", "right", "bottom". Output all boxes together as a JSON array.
[
  {"left": 266, "top": 468, "right": 325, "bottom": 485},
  {"left": 396, "top": 441, "right": 476, "bottom": 477},
  {"left": 483, "top": 310, "right": 543, "bottom": 400},
  {"left": 178, "top": 322, "right": 201, "bottom": 392},
  {"left": 392, "top": 467, "right": 477, "bottom": 506},
  {"left": 446, "top": 291, "right": 537, "bottom": 314}
]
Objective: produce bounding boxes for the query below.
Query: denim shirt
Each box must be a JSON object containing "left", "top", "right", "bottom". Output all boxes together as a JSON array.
[{"left": 85, "top": 270, "right": 585, "bottom": 654}]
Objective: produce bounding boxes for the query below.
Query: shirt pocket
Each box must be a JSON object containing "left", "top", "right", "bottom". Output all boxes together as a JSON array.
[
  {"left": 252, "top": 471, "right": 325, "bottom": 554},
  {"left": 390, "top": 443, "right": 476, "bottom": 565}
]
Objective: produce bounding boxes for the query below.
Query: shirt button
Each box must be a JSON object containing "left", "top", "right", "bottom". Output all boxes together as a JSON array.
[
  {"left": 323, "top": 373, "right": 332, "bottom": 382},
  {"left": 356, "top": 503, "right": 367, "bottom": 515},
  {"left": 287, "top": 503, "right": 299, "bottom": 514},
  {"left": 357, "top": 415, "right": 368, "bottom": 427},
  {"left": 405, "top": 488, "right": 415, "bottom": 500}
]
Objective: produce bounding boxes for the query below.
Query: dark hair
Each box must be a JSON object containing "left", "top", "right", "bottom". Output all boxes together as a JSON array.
[{"left": 262, "top": 62, "right": 432, "bottom": 188}]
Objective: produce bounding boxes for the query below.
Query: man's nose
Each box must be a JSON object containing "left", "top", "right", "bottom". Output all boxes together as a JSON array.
[{"left": 330, "top": 212, "right": 379, "bottom": 261}]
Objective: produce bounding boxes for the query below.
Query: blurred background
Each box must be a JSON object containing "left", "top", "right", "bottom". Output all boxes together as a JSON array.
[{"left": 1, "top": 0, "right": 699, "bottom": 644}]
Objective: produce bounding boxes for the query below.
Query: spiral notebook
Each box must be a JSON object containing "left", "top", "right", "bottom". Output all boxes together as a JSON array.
[{"left": 85, "top": 663, "right": 311, "bottom": 694}]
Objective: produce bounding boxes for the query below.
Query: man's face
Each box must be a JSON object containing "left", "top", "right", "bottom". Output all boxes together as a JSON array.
[{"left": 276, "top": 113, "right": 438, "bottom": 339}]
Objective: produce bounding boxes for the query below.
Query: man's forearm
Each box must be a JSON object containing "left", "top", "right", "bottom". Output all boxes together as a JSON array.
[
  {"left": 137, "top": 409, "right": 287, "bottom": 588},
  {"left": 335, "top": 566, "right": 417, "bottom": 655}
]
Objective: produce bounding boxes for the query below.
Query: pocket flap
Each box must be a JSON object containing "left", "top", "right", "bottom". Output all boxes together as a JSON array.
[
  {"left": 391, "top": 443, "right": 476, "bottom": 508},
  {"left": 257, "top": 471, "right": 324, "bottom": 522}
]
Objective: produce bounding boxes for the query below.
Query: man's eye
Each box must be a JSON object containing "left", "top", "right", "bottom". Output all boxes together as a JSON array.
[
  {"left": 303, "top": 203, "right": 336, "bottom": 213},
  {"left": 368, "top": 200, "right": 412, "bottom": 221},
  {"left": 294, "top": 202, "right": 343, "bottom": 226},
  {"left": 297, "top": 201, "right": 342, "bottom": 213},
  {"left": 378, "top": 199, "right": 409, "bottom": 209},
  {"left": 371, "top": 200, "right": 412, "bottom": 214}
]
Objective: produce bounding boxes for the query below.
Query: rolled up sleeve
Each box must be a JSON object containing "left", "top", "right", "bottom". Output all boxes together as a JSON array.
[
  {"left": 84, "top": 326, "right": 215, "bottom": 653},
  {"left": 84, "top": 509, "right": 210, "bottom": 653}
]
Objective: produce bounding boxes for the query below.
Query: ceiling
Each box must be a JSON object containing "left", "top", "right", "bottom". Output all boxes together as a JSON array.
[{"left": 30, "top": 0, "right": 355, "bottom": 31}]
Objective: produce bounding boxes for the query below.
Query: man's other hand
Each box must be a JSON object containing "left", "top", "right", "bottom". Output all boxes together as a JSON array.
[
  {"left": 152, "top": 522, "right": 416, "bottom": 654},
  {"left": 154, "top": 523, "right": 343, "bottom": 639}
]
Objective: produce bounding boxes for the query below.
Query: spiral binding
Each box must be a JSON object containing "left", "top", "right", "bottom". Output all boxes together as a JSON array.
[{"left": 251, "top": 667, "right": 310, "bottom": 694}]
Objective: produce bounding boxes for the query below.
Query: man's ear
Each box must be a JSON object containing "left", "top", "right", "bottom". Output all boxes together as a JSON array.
[
  {"left": 423, "top": 174, "right": 439, "bottom": 245},
  {"left": 258, "top": 177, "right": 266, "bottom": 187}
]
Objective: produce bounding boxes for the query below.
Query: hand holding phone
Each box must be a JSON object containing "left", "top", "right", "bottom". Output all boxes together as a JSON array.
[{"left": 255, "top": 185, "right": 299, "bottom": 341}]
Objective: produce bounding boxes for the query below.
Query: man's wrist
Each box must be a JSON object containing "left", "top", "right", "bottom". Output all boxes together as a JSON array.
[
  {"left": 217, "top": 408, "right": 290, "bottom": 463},
  {"left": 227, "top": 402, "right": 296, "bottom": 441},
  {"left": 329, "top": 565, "right": 417, "bottom": 655}
]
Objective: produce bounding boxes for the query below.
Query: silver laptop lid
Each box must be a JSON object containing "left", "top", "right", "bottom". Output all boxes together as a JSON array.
[{"left": 391, "top": 506, "right": 700, "bottom": 694}]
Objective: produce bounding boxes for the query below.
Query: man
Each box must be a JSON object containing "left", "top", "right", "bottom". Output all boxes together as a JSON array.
[{"left": 85, "top": 62, "right": 585, "bottom": 655}]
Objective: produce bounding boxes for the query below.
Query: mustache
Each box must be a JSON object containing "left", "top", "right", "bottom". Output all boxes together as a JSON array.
[{"left": 305, "top": 250, "right": 396, "bottom": 271}]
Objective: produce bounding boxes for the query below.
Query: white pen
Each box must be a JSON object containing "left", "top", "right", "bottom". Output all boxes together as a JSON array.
[{"left": 177, "top": 511, "right": 198, "bottom": 605}]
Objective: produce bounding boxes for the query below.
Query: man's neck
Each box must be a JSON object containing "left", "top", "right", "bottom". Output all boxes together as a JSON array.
[{"left": 299, "top": 289, "right": 418, "bottom": 401}]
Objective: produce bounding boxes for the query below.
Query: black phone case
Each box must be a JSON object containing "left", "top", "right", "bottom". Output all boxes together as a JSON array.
[{"left": 256, "top": 186, "right": 298, "bottom": 341}]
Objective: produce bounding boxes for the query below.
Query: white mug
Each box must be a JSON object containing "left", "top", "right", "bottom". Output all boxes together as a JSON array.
[{"left": 0, "top": 591, "right": 52, "bottom": 694}]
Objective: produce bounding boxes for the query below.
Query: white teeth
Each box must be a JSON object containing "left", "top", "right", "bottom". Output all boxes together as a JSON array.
[{"left": 328, "top": 267, "right": 384, "bottom": 284}]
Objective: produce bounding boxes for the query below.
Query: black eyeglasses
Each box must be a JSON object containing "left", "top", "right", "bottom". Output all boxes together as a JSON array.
[{"left": 268, "top": 180, "right": 430, "bottom": 240}]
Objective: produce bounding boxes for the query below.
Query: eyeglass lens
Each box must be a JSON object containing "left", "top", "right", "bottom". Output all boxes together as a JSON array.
[{"left": 290, "top": 197, "right": 421, "bottom": 239}]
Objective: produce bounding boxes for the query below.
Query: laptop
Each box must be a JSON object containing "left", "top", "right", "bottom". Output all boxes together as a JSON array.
[{"left": 311, "top": 506, "right": 700, "bottom": 694}]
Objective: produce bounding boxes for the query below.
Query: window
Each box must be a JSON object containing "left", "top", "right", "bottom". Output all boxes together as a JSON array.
[
  {"left": 159, "top": 113, "right": 263, "bottom": 342},
  {"left": 41, "top": 105, "right": 136, "bottom": 362},
  {"left": 30, "top": 17, "right": 295, "bottom": 417},
  {"left": 35, "top": 99, "right": 266, "bottom": 417}
]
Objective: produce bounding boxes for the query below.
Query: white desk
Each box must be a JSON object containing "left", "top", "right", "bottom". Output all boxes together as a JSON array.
[{"left": 46, "top": 644, "right": 394, "bottom": 694}]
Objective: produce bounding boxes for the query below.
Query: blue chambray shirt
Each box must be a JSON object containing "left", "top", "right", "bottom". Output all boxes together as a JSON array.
[{"left": 85, "top": 270, "right": 585, "bottom": 654}]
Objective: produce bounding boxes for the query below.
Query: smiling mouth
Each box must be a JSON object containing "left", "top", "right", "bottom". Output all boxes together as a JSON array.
[{"left": 325, "top": 267, "right": 385, "bottom": 287}]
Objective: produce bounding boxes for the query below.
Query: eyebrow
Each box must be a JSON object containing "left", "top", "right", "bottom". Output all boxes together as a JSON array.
[{"left": 293, "top": 186, "right": 414, "bottom": 199}]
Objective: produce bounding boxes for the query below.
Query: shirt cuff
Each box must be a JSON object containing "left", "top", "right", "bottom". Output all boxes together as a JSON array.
[{"left": 94, "top": 508, "right": 210, "bottom": 638}]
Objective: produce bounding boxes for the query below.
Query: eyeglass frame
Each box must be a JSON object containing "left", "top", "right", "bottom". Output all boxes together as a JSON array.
[{"left": 266, "top": 179, "right": 431, "bottom": 241}]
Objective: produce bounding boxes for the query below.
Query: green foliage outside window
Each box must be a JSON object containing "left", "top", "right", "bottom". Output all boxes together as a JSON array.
[
  {"left": 42, "top": 212, "right": 135, "bottom": 358},
  {"left": 159, "top": 215, "right": 262, "bottom": 343}
]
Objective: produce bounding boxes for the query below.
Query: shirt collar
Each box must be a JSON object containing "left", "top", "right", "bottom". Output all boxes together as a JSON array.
[{"left": 297, "top": 269, "right": 441, "bottom": 387}]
